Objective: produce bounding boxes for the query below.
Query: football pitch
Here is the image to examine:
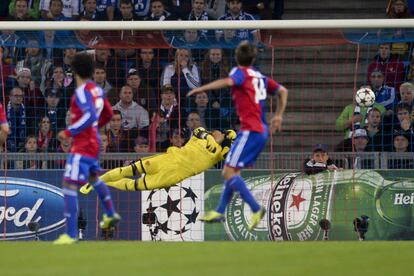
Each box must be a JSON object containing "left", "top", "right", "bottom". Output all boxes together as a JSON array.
[{"left": 1, "top": 241, "right": 412, "bottom": 275}]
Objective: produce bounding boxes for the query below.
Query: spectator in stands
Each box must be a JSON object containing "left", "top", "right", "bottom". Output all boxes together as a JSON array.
[
  {"left": 186, "top": 111, "right": 202, "bottom": 131},
  {"left": 200, "top": 48, "right": 232, "bottom": 110},
  {"left": 145, "top": 0, "right": 175, "bottom": 20},
  {"left": 15, "top": 67, "right": 43, "bottom": 113},
  {"left": 17, "top": 39, "right": 51, "bottom": 86},
  {"left": 387, "top": 0, "right": 412, "bottom": 18},
  {"left": 6, "top": 87, "right": 26, "bottom": 152},
  {"left": 37, "top": 115, "right": 57, "bottom": 152},
  {"left": 336, "top": 129, "right": 374, "bottom": 168},
  {"left": 367, "top": 43, "right": 405, "bottom": 92},
  {"left": 115, "top": 0, "right": 140, "bottom": 20},
  {"left": 388, "top": 131, "right": 414, "bottom": 169},
  {"left": 134, "top": 136, "right": 149, "bottom": 153},
  {"left": 0, "top": 30, "right": 24, "bottom": 75},
  {"left": 94, "top": 65, "right": 115, "bottom": 103},
  {"left": 389, "top": 103, "right": 414, "bottom": 146},
  {"left": 7, "top": 0, "right": 36, "bottom": 20},
  {"left": 94, "top": 48, "right": 116, "bottom": 85},
  {"left": 113, "top": 85, "right": 150, "bottom": 130},
  {"left": 399, "top": 82, "right": 414, "bottom": 107},
  {"left": 217, "top": 29, "right": 243, "bottom": 48},
  {"left": 127, "top": 68, "right": 158, "bottom": 115},
  {"left": 79, "top": 0, "right": 108, "bottom": 20},
  {"left": 151, "top": 84, "right": 184, "bottom": 151},
  {"left": 136, "top": 48, "right": 161, "bottom": 111},
  {"left": 303, "top": 144, "right": 337, "bottom": 175},
  {"left": 16, "top": 135, "right": 46, "bottom": 170},
  {"left": 40, "top": 0, "right": 78, "bottom": 20},
  {"left": 364, "top": 107, "right": 387, "bottom": 152},
  {"left": 194, "top": 91, "right": 223, "bottom": 130},
  {"left": 105, "top": 110, "right": 138, "bottom": 152},
  {"left": 44, "top": 88, "right": 67, "bottom": 132},
  {"left": 169, "top": 127, "right": 187, "bottom": 147},
  {"left": 137, "top": 48, "right": 161, "bottom": 93},
  {"left": 216, "top": 0, "right": 259, "bottom": 43},
  {"left": 82, "top": 0, "right": 115, "bottom": 20},
  {"left": 113, "top": 48, "right": 137, "bottom": 86},
  {"left": 369, "top": 69, "right": 397, "bottom": 116},
  {"left": 41, "top": 65, "right": 72, "bottom": 108},
  {"left": 335, "top": 87, "right": 386, "bottom": 139},
  {"left": 128, "top": 0, "right": 150, "bottom": 19},
  {"left": 161, "top": 48, "right": 200, "bottom": 111},
  {"left": 185, "top": 0, "right": 212, "bottom": 40}
]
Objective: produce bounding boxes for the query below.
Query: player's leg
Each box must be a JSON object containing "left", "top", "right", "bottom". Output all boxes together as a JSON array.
[
  {"left": 54, "top": 154, "right": 84, "bottom": 244},
  {"left": 80, "top": 154, "right": 167, "bottom": 195},
  {"left": 88, "top": 161, "right": 121, "bottom": 229},
  {"left": 224, "top": 130, "right": 268, "bottom": 229}
]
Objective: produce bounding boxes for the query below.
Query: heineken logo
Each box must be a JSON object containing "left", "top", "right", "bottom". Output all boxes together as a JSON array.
[
  {"left": 268, "top": 172, "right": 333, "bottom": 241},
  {"left": 393, "top": 193, "right": 414, "bottom": 205},
  {"left": 268, "top": 172, "right": 300, "bottom": 240}
]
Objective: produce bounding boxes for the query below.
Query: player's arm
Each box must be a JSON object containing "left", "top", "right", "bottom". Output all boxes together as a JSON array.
[
  {"left": 98, "top": 98, "right": 113, "bottom": 128},
  {"left": 268, "top": 79, "right": 288, "bottom": 133},
  {"left": 219, "top": 129, "right": 237, "bottom": 160},
  {"left": 187, "top": 78, "right": 233, "bottom": 97},
  {"left": 61, "top": 91, "right": 98, "bottom": 139}
]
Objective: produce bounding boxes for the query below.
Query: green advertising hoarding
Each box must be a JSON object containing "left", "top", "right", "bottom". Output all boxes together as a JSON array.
[{"left": 204, "top": 170, "right": 414, "bottom": 241}]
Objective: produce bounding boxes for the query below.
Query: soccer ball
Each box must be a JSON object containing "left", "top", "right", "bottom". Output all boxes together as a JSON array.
[{"left": 355, "top": 88, "right": 376, "bottom": 107}]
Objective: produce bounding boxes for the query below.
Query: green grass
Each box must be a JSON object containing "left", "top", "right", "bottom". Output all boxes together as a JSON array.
[{"left": 1, "top": 241, "right": 412, "bottom": 276}]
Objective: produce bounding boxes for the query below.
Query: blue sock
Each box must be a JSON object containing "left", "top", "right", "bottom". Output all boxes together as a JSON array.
[
  {"left": 63, "top": 187, "right": 78, "bottom": 239},
  {"left": 91, "top": 179, "right": 115, "bottom": 217},
  {"left": 230, "top": 175, "right": 261, "bottom": 213},
  {"left": 216, "top": 179, "right": 235, "bottom": 214}
]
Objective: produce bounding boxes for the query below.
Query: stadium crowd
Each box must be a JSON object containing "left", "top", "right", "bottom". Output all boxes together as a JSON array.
[{"left": 2, "top": 0, "right": 414, "bottom": 170}]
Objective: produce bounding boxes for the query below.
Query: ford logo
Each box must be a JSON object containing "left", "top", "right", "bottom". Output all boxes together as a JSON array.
[{"left": 0, "top": 177, "right": 65, "bottom": 240}]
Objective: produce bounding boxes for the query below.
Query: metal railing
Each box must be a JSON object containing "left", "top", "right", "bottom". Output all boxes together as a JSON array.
[{"left": 1, "top": 152, "right": 414, "bottom": 170}]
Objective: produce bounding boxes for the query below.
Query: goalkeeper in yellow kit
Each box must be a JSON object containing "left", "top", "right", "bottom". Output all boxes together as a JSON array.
[{"left": 80, "top": 127, "right": 236, "bottom": 194}]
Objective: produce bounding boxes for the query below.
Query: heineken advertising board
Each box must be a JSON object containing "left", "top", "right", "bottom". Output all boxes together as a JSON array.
[{"left": 204, "top": 170, "right": 414, "bottom": 241}]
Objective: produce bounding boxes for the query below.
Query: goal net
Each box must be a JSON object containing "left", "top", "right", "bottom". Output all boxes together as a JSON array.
[{"left": 1, "top": 20, "right": 414, "bottom": 241}]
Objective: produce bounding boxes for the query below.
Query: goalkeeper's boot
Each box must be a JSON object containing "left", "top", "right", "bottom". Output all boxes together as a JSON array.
[
  {"left": 199, "top": 210, "right": 225, "bottom": 223},
  {"left": 79, "top": 183, "right": 93, "bottom": 195},
  {"left": 248, "top": 207, "right": 266, "bottom": 231},
  {"left": 53, "top": 233, "right": 77, "bottom": 245},
  {"left": 100, "top": 213, "right": 122, "bottom": 230}
]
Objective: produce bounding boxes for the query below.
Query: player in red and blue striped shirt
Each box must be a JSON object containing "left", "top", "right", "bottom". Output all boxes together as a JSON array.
[
  {"left": 54, "top": 53, "right": 120, "bottom": 245},
  {"left": 0, "top": 102, "right": 10, "bottom": 146},
  {"left": 188, "top": 41, "right": 288, "bottom": 230}
]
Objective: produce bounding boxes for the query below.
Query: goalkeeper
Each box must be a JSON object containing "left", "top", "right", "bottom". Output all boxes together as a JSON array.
[{"left": 80, "top": 127, "right": 236, "bottom": 193}]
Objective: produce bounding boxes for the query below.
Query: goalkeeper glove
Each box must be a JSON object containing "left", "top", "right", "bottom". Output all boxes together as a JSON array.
[
  {"left": 220, "top": 129, "right": 237, "bottom": 159},
  {"left": 193, "top": 127, "right": 209, "bottom": 139}
]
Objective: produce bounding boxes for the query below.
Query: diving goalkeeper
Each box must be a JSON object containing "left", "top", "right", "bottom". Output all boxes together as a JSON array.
[{"left": 80, "top": 127, "right": 236, "bottom": 194}]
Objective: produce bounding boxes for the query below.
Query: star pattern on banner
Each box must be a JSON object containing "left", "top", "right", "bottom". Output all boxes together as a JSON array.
[
  {"left": 160, "top": 195, "right": 181, "bottom": 217},
  {"left": 183, "top": 186, "right": 198, "bottom": 203},
  {"left": 157, "top": 220, "right": 171, "bottom": 234},
  {"left": 184, "top": 208, "right": 199, "bottom": 225}
]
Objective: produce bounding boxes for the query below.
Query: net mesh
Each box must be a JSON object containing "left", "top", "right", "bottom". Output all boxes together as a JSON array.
[{"left": 1, "top": 25, "right": 414, "bottom": 241}]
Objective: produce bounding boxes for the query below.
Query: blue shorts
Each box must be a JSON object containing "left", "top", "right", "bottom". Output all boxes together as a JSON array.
[
  {"left": 225, "top": 129, "right": 268, "bottom": 169},
  {"left": 63, "top": 154, "right": 101, "bottom": 185}
]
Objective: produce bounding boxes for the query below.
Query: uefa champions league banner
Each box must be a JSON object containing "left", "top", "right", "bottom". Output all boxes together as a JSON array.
[
  {"left": 204, "top": 170, "right": 414, "bottom": 241},
  {"left": 141, "top": 173, "right": 204, "bottom": 241},
  {"left": 0, "top": 171, "right": 141, "bottom": 241}
]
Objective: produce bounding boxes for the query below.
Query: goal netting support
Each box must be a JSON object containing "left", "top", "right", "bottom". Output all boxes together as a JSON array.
[{"left": 1, "top": 20, "right": 414, "bottom": 241}]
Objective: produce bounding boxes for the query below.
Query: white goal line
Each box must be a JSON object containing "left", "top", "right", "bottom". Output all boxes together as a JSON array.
[{"left": 0, "top": 19, "right": 413, "bottom": 31}]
